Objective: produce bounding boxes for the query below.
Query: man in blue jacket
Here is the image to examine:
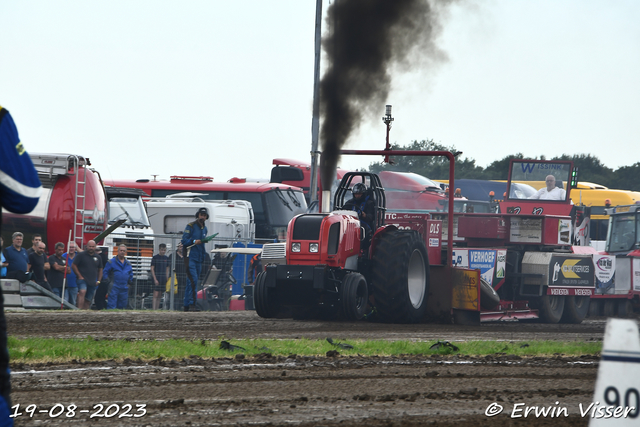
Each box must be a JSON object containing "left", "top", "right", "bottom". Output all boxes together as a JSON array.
[
  {"left": 102, "top": 244, "right": 133, "bottom": 309},
  {"left": 181, "top": 208, "right": 208, "bottom": 311},
  {"left": 0, "top": 105, "right": 42, "bottom": 425}
]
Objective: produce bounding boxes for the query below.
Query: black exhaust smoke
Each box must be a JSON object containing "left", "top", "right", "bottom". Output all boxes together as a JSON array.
[{"left": 319, "top": 0, "right": 452, "bottom": 191}]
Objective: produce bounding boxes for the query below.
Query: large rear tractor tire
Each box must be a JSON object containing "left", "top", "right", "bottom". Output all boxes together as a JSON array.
[
  {"left": 254, "top": 271, "right": 279, "bottom": 318},
  {"left": 560, "top": 296, "right": 590, "bottom": 324},
  {"left": 531, "top": 295, "right": 565, "bottom": 323},
  {"left": 371, "top": 230, "right": 429, "bottom": 324},
  {"left": 341, "top": 273, "right": 368, "bottom": 321}
]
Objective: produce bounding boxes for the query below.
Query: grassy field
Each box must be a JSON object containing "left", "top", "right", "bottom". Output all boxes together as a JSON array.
[{"left": 8, "top": 336, "right": 602, "bottom": 364}]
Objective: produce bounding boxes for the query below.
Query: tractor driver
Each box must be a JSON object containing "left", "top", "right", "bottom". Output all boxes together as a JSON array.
[
  {"left": 343, "top": 183, "right": 376, "bottom": 244},
  {"left": 529, "top": 175, "right": 566, "bottom": 201}
]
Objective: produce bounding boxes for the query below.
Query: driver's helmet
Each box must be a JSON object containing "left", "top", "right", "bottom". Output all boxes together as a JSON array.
[{"left": 352, "top": 183, "right": 367, "bottom": 195}]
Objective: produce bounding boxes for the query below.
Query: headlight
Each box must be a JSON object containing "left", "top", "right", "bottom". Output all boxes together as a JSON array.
[
  {"left": 291, "top": 242, "right": 301, "bottom": 252},
  {"left": 309, "top": 243, "right": 319, "bottom": 253}
]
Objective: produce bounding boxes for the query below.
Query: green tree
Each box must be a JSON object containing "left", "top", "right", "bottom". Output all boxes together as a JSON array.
[
  {"left": 552, "top": 154, "right": 614, "bottom": 187},
  {"left": 483, "top": 154, "right": 526, "bottom": 179},
  {"left": 611, "top": 163, "right": 640, "bottom": 191}
]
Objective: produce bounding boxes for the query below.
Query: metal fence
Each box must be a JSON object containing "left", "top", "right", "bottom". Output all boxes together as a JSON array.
[{"left": 99, "top": 233, "right": 256, "bottom": 311}]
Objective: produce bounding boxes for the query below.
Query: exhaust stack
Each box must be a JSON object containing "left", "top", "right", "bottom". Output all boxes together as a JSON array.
[{"left": 321, "top": 190, "right": 331, "bottom": 213}]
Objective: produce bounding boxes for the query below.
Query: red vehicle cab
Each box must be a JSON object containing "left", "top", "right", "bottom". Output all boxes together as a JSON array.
[{"left": 501, "top": 159, "right": 576, "bottom": 217}]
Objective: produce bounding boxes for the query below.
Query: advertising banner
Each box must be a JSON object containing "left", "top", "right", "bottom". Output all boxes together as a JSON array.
[
  {"left": 593, "top": 254, "right": 615, "bottom": 295},
  {"left": 510, "top": 217, "right": 542, "bottom": 243},
  {"left": 549, "top": 255, "right": 594, "bottom": 287}
]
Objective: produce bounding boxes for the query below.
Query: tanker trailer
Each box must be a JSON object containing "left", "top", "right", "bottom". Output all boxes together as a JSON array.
[{"left": 1, "top": 153, "right": 107, "bottom": 252}]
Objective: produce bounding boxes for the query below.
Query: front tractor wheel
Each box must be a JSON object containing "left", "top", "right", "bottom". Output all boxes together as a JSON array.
[
  {"left": 254, "top": 271, "right": 279, "bottom": 318},
  {"left": 371, "top": 230, "right": 429, "bottom": 324},
  {"left": 341, "top": 273, "right": 368, "bottom": 321}
]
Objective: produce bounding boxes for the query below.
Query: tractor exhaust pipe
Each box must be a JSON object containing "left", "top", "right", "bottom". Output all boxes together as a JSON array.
[{"left": 321, "top": 190, "right": 331, "bottom": 213}]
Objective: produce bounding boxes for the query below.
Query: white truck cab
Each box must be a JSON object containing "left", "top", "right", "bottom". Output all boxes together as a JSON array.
[{"left": 145, "top": 193, "right": 255, "bottom": 253}]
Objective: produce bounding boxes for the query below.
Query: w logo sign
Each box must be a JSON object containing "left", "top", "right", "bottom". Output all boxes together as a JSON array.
[{"left": 520, "top": 163, "right": 535, "bottom": 173}]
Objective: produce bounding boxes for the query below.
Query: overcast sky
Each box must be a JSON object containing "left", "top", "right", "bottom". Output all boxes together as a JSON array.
[{"left": 2, "top": 0, "right": 638, "bottom": 183}]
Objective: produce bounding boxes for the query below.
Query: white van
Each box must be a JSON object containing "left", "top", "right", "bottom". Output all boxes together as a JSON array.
[{"left": 145, "top": 193, "right": 255, "bottom": 253}]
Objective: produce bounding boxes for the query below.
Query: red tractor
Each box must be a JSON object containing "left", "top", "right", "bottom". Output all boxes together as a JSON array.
[{"left": 254, "top": 171, "right": 432, "bottom": 323}]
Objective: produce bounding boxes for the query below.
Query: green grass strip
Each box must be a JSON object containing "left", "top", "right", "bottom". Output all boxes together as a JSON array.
[{"left": 8, "top": 336, "right": 601, "bottom": 364}]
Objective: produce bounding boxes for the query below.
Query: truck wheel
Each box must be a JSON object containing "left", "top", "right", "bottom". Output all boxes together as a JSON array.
[
  {"left": 341, "top": 273, "right": 368, "bottom": 321},
  {"left": 480, "top": 278, "right": 500, "bottom": 310},
  {"left": 371, "top": 230, "right": 429, "bottom": 324},
  {"left": 560, "top": 296, "right": 590, "bottom": 324},
  {"left": 254, "top": 272, "right": 278, "bottom": 318},
  {"left": 588, "top": 299, "right": 601, "bottom": 317},
  {"left": 532, "top": 295, "right": 565, "bottom": 323},
  {"left": 617, "top": 299, "right": 634, "bottom": 318},
  {"left": 602, "top": 300, "right": 617, "bottom": 317}
]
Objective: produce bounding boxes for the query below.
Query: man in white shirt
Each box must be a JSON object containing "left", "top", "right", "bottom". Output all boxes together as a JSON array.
[{"left": 529, "top": 175, "right": 566, "bottom": 200}]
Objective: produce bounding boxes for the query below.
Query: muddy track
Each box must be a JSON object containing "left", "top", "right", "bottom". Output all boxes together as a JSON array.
[{"left": 6, "top": 310, "right": 621, "bottom": 426}]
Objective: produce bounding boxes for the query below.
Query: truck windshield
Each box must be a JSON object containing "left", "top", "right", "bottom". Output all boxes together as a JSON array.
[
  {"left": 109, "top": 197, "right": 151, "bottom": 227},
  {"left": 263, "top": 189, "right": 307, "bottom": 240},
  {"left": 507, "top": 161, "right": 572, "bottom": 201},
  {"left": 606, "top": 213, "right": 639, "bottom": 253}
]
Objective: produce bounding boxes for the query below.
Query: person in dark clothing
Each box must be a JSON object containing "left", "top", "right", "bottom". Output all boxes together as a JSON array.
[
  {"left": 343, "top": 183, "right": 375, "bottom": 229},
  {"left": 151, "top": 243, "right": 170, "bottom": 310},
  {"left": 342, "top": 183, "right": 376, "bottom": 244},
  {"left": 0, "top": 105, "right": 42, "bottom": 422},
  {"left": 72, "top": 240, "right": 103, "bottom": 310},
  {"left": 48, "top": 242, "right": 68, "bottom": 298},
  {"left": 26, "top": 234, "right": 42, "bottom": 256},
  {"left": 29, "top": 242, "right": 51, "bottom": 292},
  {"left": 181, "top": 208, "right": 208, "bottom": 311}
]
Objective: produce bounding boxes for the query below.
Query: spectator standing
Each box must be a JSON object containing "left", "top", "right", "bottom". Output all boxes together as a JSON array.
[
  {"left": 62, "top": 242, "right": 78, "bottom": 306},
  {"left": 181, "top": 208, "right": 208, "bottom": 311},
  {"left": 26, "top": 234, "right": 42, "bottom": 256},
  {"left": 151, "top": 243, "right": 169, "bottom": 310},
  {"left": 0, "top": 105, "right": 42, "bottom": 422},
  {"left": 28, "top": 242, "right": 51, "bottom": 291},
  {"left": 72, "top": 240, "right": 103, "bottom": 310},
  {"left": 47, "top": 242, "right": 68, "bottom": 299},
  {"left": 3, "top": 232, "right": 31, "bottom": 283},
  {"left": 102, "top": 244, "right": 133, "bottom": 309}
]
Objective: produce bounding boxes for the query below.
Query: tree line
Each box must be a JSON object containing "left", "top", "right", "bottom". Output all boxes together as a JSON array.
[{"left": 368, "top": 140, "right": 640, "bottom": 192}]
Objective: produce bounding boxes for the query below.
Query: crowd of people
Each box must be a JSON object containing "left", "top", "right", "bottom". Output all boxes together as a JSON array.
[
  {"left": 0, "top": 233, "right": 100, "bottom": 309},
  {"left": 0, "top": 229, "right": 242, "bottom": 312}
]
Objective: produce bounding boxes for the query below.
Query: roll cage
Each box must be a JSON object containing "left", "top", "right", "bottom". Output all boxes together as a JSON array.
[{"left": 334, "top": 172, "right": 386, "bottom": 230}]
